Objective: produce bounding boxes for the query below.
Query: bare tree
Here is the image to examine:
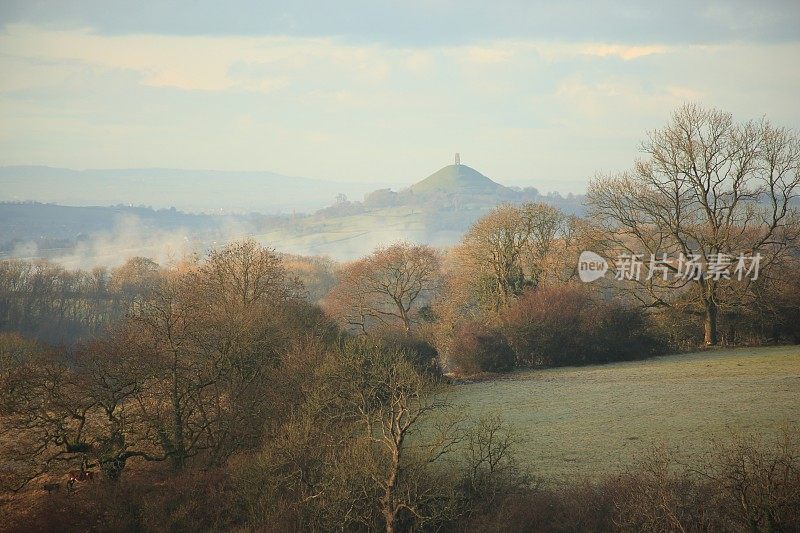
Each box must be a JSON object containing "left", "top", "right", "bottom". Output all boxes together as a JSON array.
[
  {"left": 0, "top": 259, "right": 128, "bottom": 342},
  {"left": 236, "top": 338, "right": 467, "bottom": 531},
  {"left": 0, "top": 352, "right": 95, "bottom": 491},
  {"left": 588, "top": 104, "right": 800, "bottom": 345},
  {"left": 328, "top": 341, "right": 463, "bottom": 532},
  {"left": 109, "top": 256, "right": 161, "bottom": 315},
  {"left": 324, "top": 243, "right": 441, "bottom": 334},
  {"left": 124, "top": 240, "right": 306, "bottom": 469},
  {"left": 451, "top": 202, "right": 573, "bottom": 312},
  {"left": 0, "top": 334, "right": 162, "bottom": 488},
  {"left": 462, "top": 414, "right": 522, "bottom": 505}
]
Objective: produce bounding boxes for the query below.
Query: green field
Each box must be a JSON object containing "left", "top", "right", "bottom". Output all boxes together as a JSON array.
[{"left": 448, "top": 346, "right": 800, "bottom": 482}]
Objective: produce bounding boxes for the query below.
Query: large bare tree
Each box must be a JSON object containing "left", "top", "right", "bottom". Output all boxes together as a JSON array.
[
  {"left": 451, "top": 202, "right": 575, "bottom": 312},
  {"left": 126, "top": 240, "right": 306, "bottom": 469},
  {"left": 324, "top": 243, "right": 441, "bottom": 334},
  {"left": 331, "top": 342, "right": 460, "bottom": 532},
  {"left": 588, "top": 104, "right": 800, "bottom": 345}
]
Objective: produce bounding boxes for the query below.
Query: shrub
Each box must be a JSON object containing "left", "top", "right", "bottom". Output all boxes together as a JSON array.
[
  {"left": 501, "top": 284, "right": 665, "bottom": 367},
  {"left": 648, "top": 304, "right": 705, "bottom": 351},
  {"left": 461, "top": 430, "right": 800, "bottom": 532},
  {"left": 2, "top": 467, "right": 241, "bottom": 533},
  {"left": 371, "top": 327, "right": 441, "bottom": 377},
  {"left": 449, "top": 322, "right": 515, "bottom": 374}
]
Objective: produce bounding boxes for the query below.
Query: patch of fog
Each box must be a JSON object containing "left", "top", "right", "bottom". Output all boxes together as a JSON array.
[
  {"left": 10, "top": 240, "right": 38, "bottom": 260},
  {"left": 252, "top": 226, "right": 446, "bottom": 262},
  {"left": 5, "top": 213, "right": 456, "bottom": 268},
  {"left": 7, "top": 214, "right": 254, "bottom": 269}
]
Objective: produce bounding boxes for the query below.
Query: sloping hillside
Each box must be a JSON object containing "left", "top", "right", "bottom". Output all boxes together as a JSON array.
[{"left": 410, "top": 164, "right": 510, "bottom": 195}]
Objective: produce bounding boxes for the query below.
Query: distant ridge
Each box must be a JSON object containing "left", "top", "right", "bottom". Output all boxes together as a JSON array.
[
  {"left": 410, "top": 164, "right": 509, "bottom": 195},
  {"left": 0, "top": 165, "right": 382, "bottom": 213}
]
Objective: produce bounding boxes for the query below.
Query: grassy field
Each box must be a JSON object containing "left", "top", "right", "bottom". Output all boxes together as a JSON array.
[{"left": 447, "top": 345, "right": 800, "bottom": 482}]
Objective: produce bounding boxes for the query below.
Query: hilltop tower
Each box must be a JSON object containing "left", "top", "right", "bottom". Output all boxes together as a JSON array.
[{"left": 454, "top": 153, "right": 461, "bottom": 165}]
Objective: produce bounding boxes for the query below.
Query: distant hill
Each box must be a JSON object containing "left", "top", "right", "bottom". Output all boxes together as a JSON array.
[
  {"left": 410, "top": 164, "right": 510, "bottom": 195},
  {"left": 284, "top": 161, "right": 586, "bottom": 259},
  {"left": 0, "top": 161, "right": 586, "bottom": 265},
  {"left": 0, "top": 166, "right": 383, "bottom": 214}
]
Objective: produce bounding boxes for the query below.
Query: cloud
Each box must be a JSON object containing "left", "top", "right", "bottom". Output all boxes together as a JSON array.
[
  {"left": 579, "top": 44, "right": 669, "bottom": 60},
  {"left": 0, "top": 24, "right": 671, "bottom": 97},
  {"left": 0, "top": 25, "right": 222, "bottom": 91},
  {"left": 2, "top": 0, "right": 798, "bottom": 46},
  {"left": 0, "top": 24, "right": 393, "bottom": 93},
  {"left": 463, "top": 44, "right": 517, "bottom": 64},
  {"left": 0, "top": 23, "right": 798, "bottom": 190}
]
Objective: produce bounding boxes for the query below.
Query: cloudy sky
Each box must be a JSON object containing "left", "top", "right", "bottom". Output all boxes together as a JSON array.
[{"left": 1, "top": 0, "right": 799, "bottom": 192}]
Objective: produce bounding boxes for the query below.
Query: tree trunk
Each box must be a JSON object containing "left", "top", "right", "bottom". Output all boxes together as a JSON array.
[
  {"left": 704, "top": 301, "right": 718, "bottom": 346},
  {"left": 382, "top": 445, "right": 400, "bottom": 533},
  {"left": 382, "top": 508, "right": 396, "bottom": 533},
  {"left": 171, "top": 360, "right": 185, "bottom": 470},
  {"left": 400, "top": 309, "right": 411, "bottom": 335}
]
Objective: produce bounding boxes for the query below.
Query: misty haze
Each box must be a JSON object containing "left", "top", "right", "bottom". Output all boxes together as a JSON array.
[{"left": 1, "top": 2, "right": 799, "bottom": 532}]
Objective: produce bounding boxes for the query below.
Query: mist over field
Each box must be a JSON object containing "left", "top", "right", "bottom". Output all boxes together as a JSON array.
[
  {"left": 0, "top": 161, "right": 585, "bottom": 266},
  {"left": 2, "top": 1, "right": 800, "bottom": 532}
]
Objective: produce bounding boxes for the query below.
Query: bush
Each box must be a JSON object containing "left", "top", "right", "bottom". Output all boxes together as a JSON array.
[
  {"left": 2, "top": 467, "right": 241, "bottom": 533},
  {"left": 371, "top": 328, "right": 441, "bottom": 377},
  {"left": 501, "top": 284, "right": 665, "bottom": 367},
  {"left": 462, "top": 430, "right": 800, "bottom": 532},
  {"left": 449, "top": 322, "right": 515, "bottom": 374},
  {"left": 648, "top": 305, "right": 705, "bottom": 351}
]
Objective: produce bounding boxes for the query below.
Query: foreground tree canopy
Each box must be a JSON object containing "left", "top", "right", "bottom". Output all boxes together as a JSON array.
[{"left": 0, "top": 240, "right": 332, "bottom": 487}]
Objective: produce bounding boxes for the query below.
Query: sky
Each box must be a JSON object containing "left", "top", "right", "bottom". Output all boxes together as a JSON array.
[{"left": 1, "top": 0, "right": 799, "bottom": 193}]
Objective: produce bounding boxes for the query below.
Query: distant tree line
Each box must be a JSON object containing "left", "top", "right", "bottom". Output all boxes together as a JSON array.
[{"left": 0, "top": 259, "right": 139, "bottom": 342}]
